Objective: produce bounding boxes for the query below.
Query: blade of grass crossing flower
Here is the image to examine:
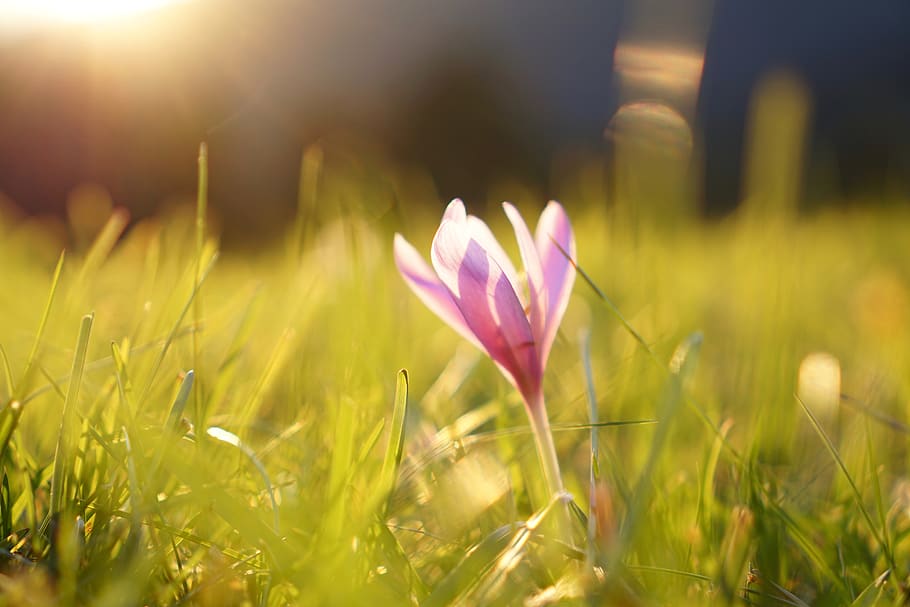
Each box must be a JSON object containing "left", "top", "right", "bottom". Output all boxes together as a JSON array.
[
  {"left": 379, "top": 369, "right": 408, "bottom": 515},
  {"left": 614, "top": 332, "right": 701, "bottom": 559},
  {"left": 50, "top": 313, "right": 94, "bottom": 516},
  {"left": 566, "top": 250, "right": 744, "bottom": 467},
  {"left": 797, "top": 395, "right": 895, "bottom": 570}
]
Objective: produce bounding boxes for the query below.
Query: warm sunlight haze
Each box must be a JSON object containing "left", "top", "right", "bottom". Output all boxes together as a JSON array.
[
  {"left": 0, "top": 0, "right": 187, "bottom": 27},
  {"left": 0, "top": 1, "right": 909, "bottom": 604}
]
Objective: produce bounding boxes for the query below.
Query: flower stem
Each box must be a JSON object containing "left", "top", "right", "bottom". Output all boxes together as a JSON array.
[{"left": 527, "top": 390, "right": 573, "bottom": 546}]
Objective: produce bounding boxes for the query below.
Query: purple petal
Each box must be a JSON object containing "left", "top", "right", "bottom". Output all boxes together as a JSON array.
[
  {"left": 393, "top": 233, "right": 483, "bottom": 351},
  {"left": 465, "top": 215, "right": 524, "bottom": 306},
  {"left": 502, "top": 202, "right": 547, "bottom": 347},
  {"left": 431, "top": 219, "right": 542, "bottom": 400},
  {"left": 534, "top": 201, "right": 576, "bottom": 366}
]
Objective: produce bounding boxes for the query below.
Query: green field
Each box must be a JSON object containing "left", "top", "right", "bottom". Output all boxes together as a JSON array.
[{"left": 0, "top": 150, "right": 908, "bottom": 605}]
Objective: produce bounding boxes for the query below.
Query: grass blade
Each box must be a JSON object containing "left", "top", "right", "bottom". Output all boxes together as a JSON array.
[
  {"left": 797, "top": 394, "right": 895, "bottom": 570},
  {"left": 379, "top": 369, "right": 408, "bottom": 515},
  {"left": 206, "top": 426, "right": 280, "bottom": 537},
  {"left": 17, "top": 251, "right": 65, "bottom": 398},
  {"left": 193, "top": 142, "right": 208, "bottom": 430},
  {"left": 49, "top": 312, "right": 94, "bottom": 516},
  {"left": 0, "top": 252, "right": 66, "bottom": 462},
  {"left": 614, "top": 332, "right": 702, "bottom": 558},
  {"left": 76, "top": 207, "right": 129, "bottom": 284}
]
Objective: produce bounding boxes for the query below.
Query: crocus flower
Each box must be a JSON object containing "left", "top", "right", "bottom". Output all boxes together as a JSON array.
[{"left": 394, "top": 199, "right": 576, "bottom": 507}]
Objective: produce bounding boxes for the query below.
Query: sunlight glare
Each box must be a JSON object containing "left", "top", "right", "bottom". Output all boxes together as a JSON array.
[{"left": 5, "top": 0, "right": 188, "bottom": 25}]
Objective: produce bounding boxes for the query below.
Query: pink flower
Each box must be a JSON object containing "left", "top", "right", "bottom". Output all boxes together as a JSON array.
[{"left": 394, "top": 199, "right": 576, "bottom": 410}]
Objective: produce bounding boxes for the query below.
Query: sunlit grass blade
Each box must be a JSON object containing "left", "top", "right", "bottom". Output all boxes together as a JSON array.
[
  {"left": 21, "top": 326, "right": 197, "bottom": 406},
  {"left": 0, "top": 252, "right": 65, "bottom": 462},
  {"left": 49, "top": 312, "right": 94, "bottom": 517},
  {"left": 0, "top": 474, "right": 12, "bottom": 539},
  {"left": 165, "top": 370, "right": 195, "bottom": 435},
  {"left": 373, "top": 516, "right": 429, "bottom": 601},
  {"left": 17, "top": 251, "right": 65, "bottom": 397},
  {"left": 841, "top": 395, "right": 910, "bottom": 433},
  {"left": 567, "top": 251, "right": 743, "bottom": 466},
  {"left": 324, "top": 396, "right": 355, "bottom": 544},
  {"left": 379, "top": 369, "right": 408, "bottom": 516},
  {"left": 193, "top": 142, "right": 209, "bottom": 430},
  {"left": 422, "top": 524, "right": 514, "bottom": 607},
  {"left": 579, "top": 329, "right": 600, "bottom": 568},
  {"left": 849, "top": 569, "right": 889, "bottom": 607},
  {"left": 154, "top": 443, "right": 295, "bottom": 573},
  {"left": 614, "top": 332, "right": 702, "bottom": 558},
  {"left": 699, "top": 418, "right": 734, "bottom": 536},
  {"left": 149, "top": 370, "right": 194, "bottom": 478},
  {"left": 121, "top": 427, "right": 143, "bottom": 533},
  {"left": 111, "top": 341, "right": 136, "bottom": 418},
  {"left": 797, "top": 394, "right": 895, "bottom": 570},
  {"left": 206, "top": 426, "right": 280, "bottom": 534},
  {"left": 469, "top": 492, "right": 569, "bottom": 604},
  {"left": 137, "top": 253, "right": 217, "bottom": 408},
  {"left": 627, "top": 564, "right": 712, "bottom": 583},
  {"left": 862, "top": 416, "right": 893, "bottom": 572},
  {"left": 76, "top": 207, "right": 130, "bottom": 284},
  {"left": 0, "top": 345, "right": 14, "bottom": 398},
  {"left": 235, "top": 328, "right": 296, "bottom": 437}
]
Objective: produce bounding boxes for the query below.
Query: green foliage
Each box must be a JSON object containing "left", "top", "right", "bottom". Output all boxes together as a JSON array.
[{"left": 0, "top": 168, "right": 907, "bottom": 606}]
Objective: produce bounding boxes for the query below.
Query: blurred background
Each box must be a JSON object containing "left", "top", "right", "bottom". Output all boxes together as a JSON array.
[{"left": 0, "top": 0, "right": 909, "bottom": 245}]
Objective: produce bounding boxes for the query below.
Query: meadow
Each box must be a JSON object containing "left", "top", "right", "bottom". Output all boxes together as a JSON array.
[{"left": 0, "top": 146, "right": 908, "bottom": 606}]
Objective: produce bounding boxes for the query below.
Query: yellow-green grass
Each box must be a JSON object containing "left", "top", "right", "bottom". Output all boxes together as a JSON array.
[{"left": 0, "top": 176, "right": 907, "bottom": 605}]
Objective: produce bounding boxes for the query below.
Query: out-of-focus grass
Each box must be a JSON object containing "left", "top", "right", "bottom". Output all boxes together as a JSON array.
[{"left": 0, "top": 154, "right": 908, "bottom": 606}]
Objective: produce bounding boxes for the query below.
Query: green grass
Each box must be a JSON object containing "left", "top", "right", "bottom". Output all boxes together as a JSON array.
[{"left": 0, "top": 161, "right": 908, "bottom": 606}]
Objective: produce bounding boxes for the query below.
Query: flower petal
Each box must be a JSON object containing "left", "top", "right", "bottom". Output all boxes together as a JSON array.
[
  {"left": 431, "top": 218, "right": 541, "bottom": 399},
  {"left": 502, "top": 202, "right": 547, "bottom": 346},
  {"left": 442, "top": 198, "right": 467, "bottom": 224},
  {"left": 534, "top": 200, "right": 576, "bottom": 365},
  {"left": 465, "top": 215, "right": 524, "bottom": 306},
  {"left": 393, "top": 233, "right": 483, "bottom": 351}
]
